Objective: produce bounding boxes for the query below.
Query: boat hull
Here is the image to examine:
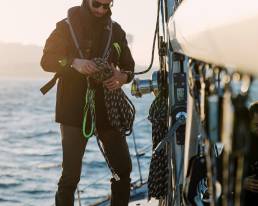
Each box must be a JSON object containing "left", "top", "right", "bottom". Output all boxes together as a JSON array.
[{"left": 169, "top": 0, "right": 258, "bottom": 74}]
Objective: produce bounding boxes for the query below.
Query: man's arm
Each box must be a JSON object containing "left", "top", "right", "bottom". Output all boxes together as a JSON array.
[
  {"left": 41, "top": 20, "right": 98, "bottom": 76},
  {"left": 40, "top": 21, "right": 73, "bottom": 73}
]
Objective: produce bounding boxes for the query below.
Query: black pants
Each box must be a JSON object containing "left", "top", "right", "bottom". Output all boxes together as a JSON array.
[{"left": 55, "top": 124, "right": 132, "bottom": 206}]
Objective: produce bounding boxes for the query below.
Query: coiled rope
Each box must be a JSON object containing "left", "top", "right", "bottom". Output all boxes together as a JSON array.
[
  {"left": 148, "top": 91, "right": 169, "bottom": 199},
  {"left": 82, "top": 58, "right": 135, "bottom": 140}
]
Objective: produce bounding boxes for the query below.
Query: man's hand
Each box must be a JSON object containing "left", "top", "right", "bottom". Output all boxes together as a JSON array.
[
  {"left": 71, "top": 58, "right": 98, "bottom": 75},
  {"left": 103, "top": 64, "right": 128, "bottom": 91}
]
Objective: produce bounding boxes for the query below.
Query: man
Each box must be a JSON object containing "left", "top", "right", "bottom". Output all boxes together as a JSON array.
[{"left": 40, "top": 0, "right": 135, "bottom": 205}]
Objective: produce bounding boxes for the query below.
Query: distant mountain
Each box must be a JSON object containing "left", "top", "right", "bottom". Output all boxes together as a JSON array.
[
  {"left": 0, "top": 42, "right": 155, "bottom": 79},
  {"left": 0, "top": 42, "right": 50, "bottom": 78}
]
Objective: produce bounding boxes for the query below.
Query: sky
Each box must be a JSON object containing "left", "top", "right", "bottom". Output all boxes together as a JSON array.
[{"left": 0, "top": 0, "right": 158, "bottom": 66}]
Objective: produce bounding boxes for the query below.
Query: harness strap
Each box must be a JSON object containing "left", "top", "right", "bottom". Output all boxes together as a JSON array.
[
  {"left": 102, "top": 21, "right": 113, "bottom": 59},
  {"left": 40, "top": 73, "right": 60, "bottom": 95},
  {"left": 65, "top": 18, "right": 84, "bottom": 58},
  {"left": 65, "top": 17, "right": 113, "bottom": 140}
]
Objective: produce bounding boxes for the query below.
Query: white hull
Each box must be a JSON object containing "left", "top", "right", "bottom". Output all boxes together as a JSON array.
[{"left": 169, "top": 0, "right": 258, "bottom": 75}]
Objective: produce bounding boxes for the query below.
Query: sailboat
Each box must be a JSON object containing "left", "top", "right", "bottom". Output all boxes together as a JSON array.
[{"left": 89, "top": 0, "right": 258, "bottom": 205}]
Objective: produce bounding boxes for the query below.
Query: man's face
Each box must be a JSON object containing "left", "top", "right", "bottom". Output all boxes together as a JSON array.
[
  {"left": 251, "top": 113, "right": 258, "bottom": 136},
  {"left": 88, "top": 0, "right": 113, "bottom": 18}
]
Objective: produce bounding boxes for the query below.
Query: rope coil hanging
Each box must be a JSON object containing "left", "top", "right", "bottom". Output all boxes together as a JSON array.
[{"left": 148, "top": 92, "right": 169, "bottom": 199}]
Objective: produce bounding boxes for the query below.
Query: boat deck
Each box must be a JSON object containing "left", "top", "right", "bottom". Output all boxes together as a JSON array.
[
  {"left": 91, "top": 181, "right": 159, "bottom": 206},
  {"left": 129, "top": 198, "right": 159, "bottom": 206}
]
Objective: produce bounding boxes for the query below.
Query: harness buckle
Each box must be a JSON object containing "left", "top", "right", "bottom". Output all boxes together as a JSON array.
[{"left": 113, "top": 173, "right": 121, "bottom": 181}]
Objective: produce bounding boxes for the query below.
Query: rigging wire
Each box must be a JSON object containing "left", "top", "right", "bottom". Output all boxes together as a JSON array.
[
  {"left": 160, "top": 0, "right": 167, "bottom": 39},
  {"left": 134, "top": 0, "right": 160, "bottom": 75},
  {"left": 132, "top": 129, "right": 144, "bottom": 184}
]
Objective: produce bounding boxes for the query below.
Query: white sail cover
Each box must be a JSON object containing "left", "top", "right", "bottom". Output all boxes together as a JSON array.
[{"left": 169, "top": 0, "right": 258, "bottom": 75}]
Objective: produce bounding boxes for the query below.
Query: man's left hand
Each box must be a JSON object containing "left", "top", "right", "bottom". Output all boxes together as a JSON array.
[{"left": 103, "top": 64, "right": 128, "bottom": 91}]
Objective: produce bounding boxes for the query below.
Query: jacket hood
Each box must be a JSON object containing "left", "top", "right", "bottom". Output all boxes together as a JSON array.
[
  {"left": 67, "top": 6, "right": 111, "bottom": 36},
  {"left": 67, "top": 0, "right": 112, "bottom": 26}
]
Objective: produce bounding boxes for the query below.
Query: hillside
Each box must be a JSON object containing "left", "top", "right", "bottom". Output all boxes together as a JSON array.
[{"left": 0, "top": 42, "right": 50, "bottom": 78}]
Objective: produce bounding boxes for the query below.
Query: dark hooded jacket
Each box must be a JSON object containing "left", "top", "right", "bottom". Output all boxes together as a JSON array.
[{"left": 40, "top": 3, "right": 135, "bottom": 128}]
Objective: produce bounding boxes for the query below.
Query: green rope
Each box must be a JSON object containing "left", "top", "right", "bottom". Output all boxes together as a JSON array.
[{"left": 82, "top": 82, "right": 96, "bottom": 140}]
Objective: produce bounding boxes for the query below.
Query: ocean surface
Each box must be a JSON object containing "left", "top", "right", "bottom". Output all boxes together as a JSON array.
[
  {"left": 0, "top": 78, "right": 154, "bottom": 206},
  {"left": 1, "top": 77, "right": 258, "bottom": 206}
]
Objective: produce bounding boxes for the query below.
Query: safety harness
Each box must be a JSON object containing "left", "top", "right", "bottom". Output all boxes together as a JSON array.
[{"left": 65, "top": 17, "right": 135, "bottom": 181}]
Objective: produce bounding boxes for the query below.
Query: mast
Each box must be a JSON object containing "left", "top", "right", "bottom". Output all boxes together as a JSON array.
[{"left": 163, "top": 1, "right": 188, "bottom": 205}]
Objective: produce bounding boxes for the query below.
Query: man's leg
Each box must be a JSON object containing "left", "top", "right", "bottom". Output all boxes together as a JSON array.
[
  {"left": 97, "top": 129, "right": 132, "bottom": 206},
  {"left": 55, "top": 124, "right": 87, "bottom": 206}
]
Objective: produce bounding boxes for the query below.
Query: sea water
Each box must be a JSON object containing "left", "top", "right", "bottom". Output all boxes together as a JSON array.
[
  {"left": 0, "top": 78, "right": 154, "bottom": 206},
  {"left": 1, "top": 78, "right": 258, "bottom": 206}
]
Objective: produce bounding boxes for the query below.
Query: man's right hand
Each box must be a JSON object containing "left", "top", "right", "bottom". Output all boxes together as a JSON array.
[{"left": 71, "top": 58, "right": 98, "bottom": 75}]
